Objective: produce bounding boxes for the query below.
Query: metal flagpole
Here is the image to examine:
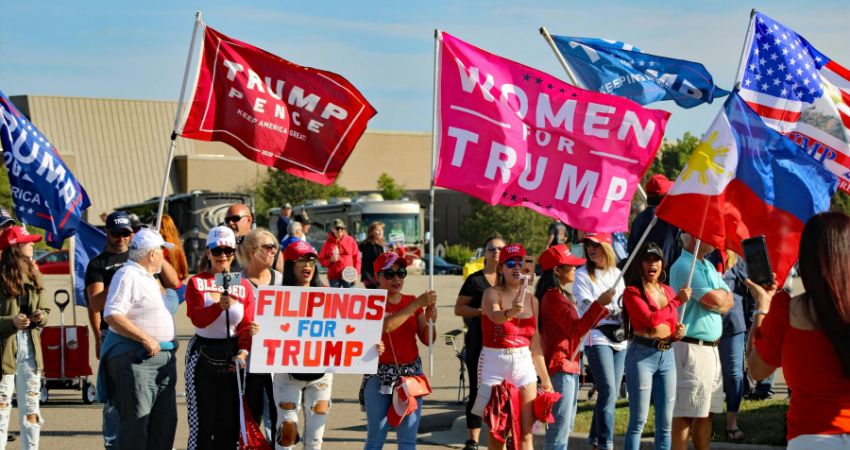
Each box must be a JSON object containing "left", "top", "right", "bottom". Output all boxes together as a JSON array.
[
  {"left": 679, "top": 238, "right": 702, "bottom": 321},
  {"left": 732, "top": 9, "right": 758, "bottom": 91},
  {"left": 539, "top": 26, "right": 648, "bottom": 202},
  {"left": 427, "top": 29, "right": 443, "bottom": 377},
  {"left": 155, "top": 11, "right": 203, "bottom": 231}
]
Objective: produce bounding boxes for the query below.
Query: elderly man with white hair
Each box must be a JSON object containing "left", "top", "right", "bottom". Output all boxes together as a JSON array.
[{"left": 101, "top": 228, "right": 178, "bottom": 450}]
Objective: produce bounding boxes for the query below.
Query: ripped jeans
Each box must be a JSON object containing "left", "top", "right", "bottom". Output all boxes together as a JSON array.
[
  {"left": 0, "top": 332, "right": 42, "bottom": 450},
  {"left": 623, "top": 341, "right": 677, "bottom": 450},
  {"left": 273, "top": 373, "right": 333, "bottom": 450}
]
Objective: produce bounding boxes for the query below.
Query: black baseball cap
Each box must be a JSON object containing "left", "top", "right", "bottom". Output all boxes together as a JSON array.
[
  {"left": 106, "top": 211, "right": 133, "bottom": 233},
  {"left": 0, "top": 208, "right": 15, "bottom": 228}
]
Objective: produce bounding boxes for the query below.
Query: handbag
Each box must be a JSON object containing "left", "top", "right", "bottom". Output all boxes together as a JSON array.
[
  {"left": 388, "top": 332, "right": 432, "bottom": 398},
  {"left": 597, "top": 323, "right": 626, "bottom": 343}
]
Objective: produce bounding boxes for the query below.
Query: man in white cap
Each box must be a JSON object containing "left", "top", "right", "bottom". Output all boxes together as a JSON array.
[{"left": 101, "top": 228, "right": 178, "bottom": 450}]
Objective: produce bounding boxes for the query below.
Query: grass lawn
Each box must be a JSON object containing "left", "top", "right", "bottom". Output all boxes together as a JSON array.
[{"left": 572, "top": 398, "right": 788, "bottom": 447}]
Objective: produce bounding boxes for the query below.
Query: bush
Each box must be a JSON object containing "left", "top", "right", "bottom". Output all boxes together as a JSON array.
[
  {"left": 459, "top": 199, "right": 551, "bottom": 255},
  {"left": 443, "top": 244, "right": 474, "bottom": 266}
]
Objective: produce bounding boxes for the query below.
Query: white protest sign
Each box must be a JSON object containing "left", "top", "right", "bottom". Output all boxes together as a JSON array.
[{"left": 250, "top": 286, "right": 387, "bottom": 374}]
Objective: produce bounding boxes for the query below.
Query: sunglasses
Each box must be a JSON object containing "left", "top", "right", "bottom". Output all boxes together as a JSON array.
[
  {"left": 585, "top": 241, "right": 602, "bottom": 248},
  {"left": 380, "top": 268, "right": 407, "bottom": 280},
  {"left": 109, "top": 230, "right": 132, "bottom": 238},
  {"left": 210, "top": 247, "right": 235, "bottom": 257},
  {"left": 260, "top": 243, "right": 277, "bottom": 252},
  {"left": 295, "top": 256, "right": 317, "bottom": 266},
  {"left": 503, "top": 259, "right": 523, "bottom": 269},
  {"left": 225, "top": 215, "right": 247, "bottom": 223},
  {"left": 334, "top": 227, "right": 346, "bottom": 231},
  {"left": 486, "top": 246, "right": 504, "bottom": 253}
]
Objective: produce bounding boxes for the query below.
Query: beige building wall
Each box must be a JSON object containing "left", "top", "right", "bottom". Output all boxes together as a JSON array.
[{"left": 11, "top": 95, "right": 434, "bottom": 224}]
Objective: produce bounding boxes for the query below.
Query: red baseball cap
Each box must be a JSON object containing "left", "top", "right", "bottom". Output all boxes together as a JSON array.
[
  {"left": 646, "top": 174, "right": 673, "bottom": 196},
  {"left": 283, "top": 240, "right": 317, "bottom": 261},
  {"left": 0, "top": 226, "right": 42, "bottom": 250},
  {"left": 538, "top": 245, "right": 586, "bottom": 271},
  {"left": 583, "top": 232, "right": 613, "bottom": 245},
  {"left": 498, "top": 243, "right": 527, "bottom": 264},
  {"left": 373, "top": 251, "right": 408, "bottom": 275}
]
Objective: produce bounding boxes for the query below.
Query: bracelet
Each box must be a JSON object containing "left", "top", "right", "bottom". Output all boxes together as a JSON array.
[{"left": 753, "top": 310, "right": 769, "bottom": 317}]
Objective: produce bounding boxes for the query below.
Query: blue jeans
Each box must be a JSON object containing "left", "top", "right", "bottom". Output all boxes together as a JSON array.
[
  {"left": 329, "top": 279, "right": 354, "bottom": 288},
  {"left": 544, "top": 372, "right": 579, "bottom": 450},
  {"left": 719, "top": 332, "right": 745, "bottom": 413},
  {"left": 624, "top": 343, "right": 676, "bottom": 450},
  {"left": 363, "top": 376, "right": 422, "bottom": 450},
  {"left": 585, "top": 345, "right": 626, "bottom": 450},
  {"left": 105, "top": 349, "right": 178, "bottom": 450}
]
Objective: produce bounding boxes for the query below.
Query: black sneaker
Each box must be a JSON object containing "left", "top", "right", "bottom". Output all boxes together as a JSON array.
[
  {"left": 463, "top": 439, "right": 479, "bottom": 450},
  {"left": 7, "top": 434, "right": 16, "bottom": 442}
]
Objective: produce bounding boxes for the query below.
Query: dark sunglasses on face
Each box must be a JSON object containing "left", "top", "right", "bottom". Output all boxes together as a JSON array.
[
  {"left": 380, "top": 268, "right": 407, "bottom": 280},
  {"left": 295, "top": 256, "right": 317, "bottom": 266},
  {"left": 260, "top": 244, "right": 277, "bottom": 252},
  {"left": 210, "top": 247, "right": 235, "bottom": 257},
  {"left": 586, "top": 241, "right": 602, "bottom": 248},
  {"left": 334, "top": 227, "right": 345, "bottom": 231},
  {"left": 225, "top": 215, "right": 246, "bottom": 223},
  {"left": 503, "top": 259, "right": 523, "bottom": 269},
  {"left": 109, "top": 230, "right": 132, "bottom": 238},
  {"left": 486, "top": 246, "right": 504, "bottom": 253}
]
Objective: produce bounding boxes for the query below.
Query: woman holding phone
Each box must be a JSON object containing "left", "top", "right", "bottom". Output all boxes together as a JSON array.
[
  {"left": 573, "top": 232, "right": 625, "bottom": 450},
  {"left": 185, "top": 226, "right": 256, "bottom": 450},
  {"left": 474, "top": 243, "right": 553, "bottom": 450},
  {"left": 0, "top": 226, "right": 50, "bottom": 447}
]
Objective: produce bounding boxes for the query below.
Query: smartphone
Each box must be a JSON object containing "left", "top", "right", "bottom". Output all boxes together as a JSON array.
[
  {"left": 742, "top": 236, "right": 773, "bottom": 286},
  {"left": 213, "top": 272, "right": 243, "bottom": 289},
  {"left": 521, "top": 255, "right": 536, "bottom": 276}
]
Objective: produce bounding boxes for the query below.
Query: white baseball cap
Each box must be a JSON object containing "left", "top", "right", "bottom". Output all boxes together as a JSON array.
[
  {"left": 207, "top": 226, "right": 236, "bottom": 249},
  {"left": 130, "top": 228, "right": 173, "bottom": 251}
]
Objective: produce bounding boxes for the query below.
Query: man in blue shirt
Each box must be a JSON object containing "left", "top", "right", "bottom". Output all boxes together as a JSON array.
[{"left": 669, "top": 233, "right": 733, "bottom": 450}]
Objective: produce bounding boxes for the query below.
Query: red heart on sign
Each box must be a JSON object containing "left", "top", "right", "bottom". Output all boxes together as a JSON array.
[
  {"left": 346, "top": 325, "right": 356, "bottom": 334},
  {"left": 280, "top": 323, "right": 290, "bottom": 332}
]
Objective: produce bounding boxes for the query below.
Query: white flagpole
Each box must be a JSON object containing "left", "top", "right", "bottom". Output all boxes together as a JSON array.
[
  {"left": 539, "top": 26, "right": 648, "bottom": 203},
  {"left": 427, "top": 29, "right": 443, "bottom": 378},
  {"left": 155, "top": 11, "right": 203, "bottom": 231},
  {"left": 733, "top": 9, "right": 758, "bottom": 91}
]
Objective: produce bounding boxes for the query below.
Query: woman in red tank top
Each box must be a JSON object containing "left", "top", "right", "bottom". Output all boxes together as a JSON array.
[
  {"left": 746, "top": 212, "right": 850, "bottom": 449},
  {"left": 473, "top": 243, "right": 553, "bottom": 450}
]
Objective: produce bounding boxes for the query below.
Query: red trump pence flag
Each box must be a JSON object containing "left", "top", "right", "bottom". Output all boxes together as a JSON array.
[
  {"left": 181, "top": 26, "right": 376, "bottom": 185},
  {"left": 434, "top": 32, "right": 669, "bottom": 232}
]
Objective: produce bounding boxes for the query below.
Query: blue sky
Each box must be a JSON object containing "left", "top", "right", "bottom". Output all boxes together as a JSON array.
[{"left": 2, "top": 1, "right": 848, "bottom": 142}]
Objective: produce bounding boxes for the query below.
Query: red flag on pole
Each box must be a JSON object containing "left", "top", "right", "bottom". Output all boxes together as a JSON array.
[{"left": 181, "top": 26, "right": 376, "bottom": 185}]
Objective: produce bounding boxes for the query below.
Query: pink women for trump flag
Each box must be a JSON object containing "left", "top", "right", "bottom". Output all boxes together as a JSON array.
[
  {"left": 181, "top": 26, "right": 376, "bottom": 185},
  {"left": 434, "top": 32, "right": 669, "bottom": 232}
]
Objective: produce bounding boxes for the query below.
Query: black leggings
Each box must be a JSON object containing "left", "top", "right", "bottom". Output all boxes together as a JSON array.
[
  {"left": 245, "top": 373, "right": 276, "bottom": 443},
  {"left": 464, "top": 340, "right": 483, "bottom": 430}
]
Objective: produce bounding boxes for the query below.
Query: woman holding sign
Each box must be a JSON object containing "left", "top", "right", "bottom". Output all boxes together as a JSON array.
[
  {"left": 363, "top": 251, "right": 437, "bottom": 450},
  {"left": 274, "top": 240, "right": 332, "bottom": 450},
  {"left": 474, "top": 243, "right": 553, "bottom": 450},
  {"left": 185, "top": 226, "right": 257, "bottom": 450}
]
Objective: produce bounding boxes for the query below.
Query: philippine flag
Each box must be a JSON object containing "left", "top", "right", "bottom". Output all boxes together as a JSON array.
[{"left": 656, "top": 92, "right": 837, "bottom": 283}]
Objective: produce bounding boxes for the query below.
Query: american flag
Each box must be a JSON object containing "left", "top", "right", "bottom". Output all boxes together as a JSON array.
[{"left": 739, "top": 12, "right": 850, "bottom": 192}]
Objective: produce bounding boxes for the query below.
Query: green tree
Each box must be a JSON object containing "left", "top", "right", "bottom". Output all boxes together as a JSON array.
[
  {"left": 377, "top": 173, "right": 405, "bottom": 200},
  {"left": 253, "top": 169, "right": 347, "bottom": 226},
  {"left": 644, "top": 132, "right": 699, "bottom": 183},
  {"left": 459, "top": 199, "right": 551, "bottom": 254},
  {"left": 831, "top": 191, "right": 850, "bottom": 216}
]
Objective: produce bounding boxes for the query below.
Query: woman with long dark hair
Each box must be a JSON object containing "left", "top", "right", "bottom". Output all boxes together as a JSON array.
[
  {"left": 274, "top": 240, "right": 330, "bottom": 450},
  {"left": 0, "top": 226, "right": 49, "bottom": 447},
  {"left": 474, "top": 243, "right": 553, "bottom": 450},
  {"left": 746, "top": 212, "right": 850, "bottom": 449},
  {"left": 454, "top": 233, "right": 504, "bottom": 450},
  {"left": 185, "top": 226, "right": 256, "bottom": 449},
  {"left": 621, "top": 243, "right": 689, "bottom": 450},
  {"left": 363, "top": 251, "right": 437, "bottom": 449},
  {"left": 359, "top": 222, "right": 385, "bottom": 289},
  {"left": 573, "top": 233, "right": 625, "bottom": 450},
  {"left": 536, "top": 244, "right": 610, "bottom": 450}
]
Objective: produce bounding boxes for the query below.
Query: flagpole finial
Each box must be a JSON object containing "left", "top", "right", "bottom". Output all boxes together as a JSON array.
[
  {"left": 539, "top": 26, "right": 547, "bottom": 36},
  {"left": 750, "top": 8, "right": 757, "bottom": 17}
]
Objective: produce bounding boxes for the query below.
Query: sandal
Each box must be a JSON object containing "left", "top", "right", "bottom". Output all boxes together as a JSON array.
[{"left": 727, "top": 428, "right": 744, "bottom": 440}]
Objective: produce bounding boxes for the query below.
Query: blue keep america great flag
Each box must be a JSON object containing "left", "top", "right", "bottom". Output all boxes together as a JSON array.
[
  {"left": 0, "top": 91, "right": 90, "bottom": 247},
  {"left": 551, "top": 35, "right": 729, "bottom": 109}
]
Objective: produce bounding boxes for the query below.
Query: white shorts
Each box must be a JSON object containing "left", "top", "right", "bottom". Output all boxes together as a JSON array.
[
  {"left": 788, "top": 434, "right": 850, "bottom": 450},
  {"left": 672, "top": 341, "right": 724, "bottom": 418},
  {"left": 470, "top": 346, "right": 537, "bottom": 416}
]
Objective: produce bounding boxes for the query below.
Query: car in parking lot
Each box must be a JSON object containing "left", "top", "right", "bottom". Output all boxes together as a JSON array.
[
  {"left": 36, "top": 250, "right": 70, "bottom": 275},
  {"left": 421, "top": 254, "right": 462, "bottom": 275}
]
